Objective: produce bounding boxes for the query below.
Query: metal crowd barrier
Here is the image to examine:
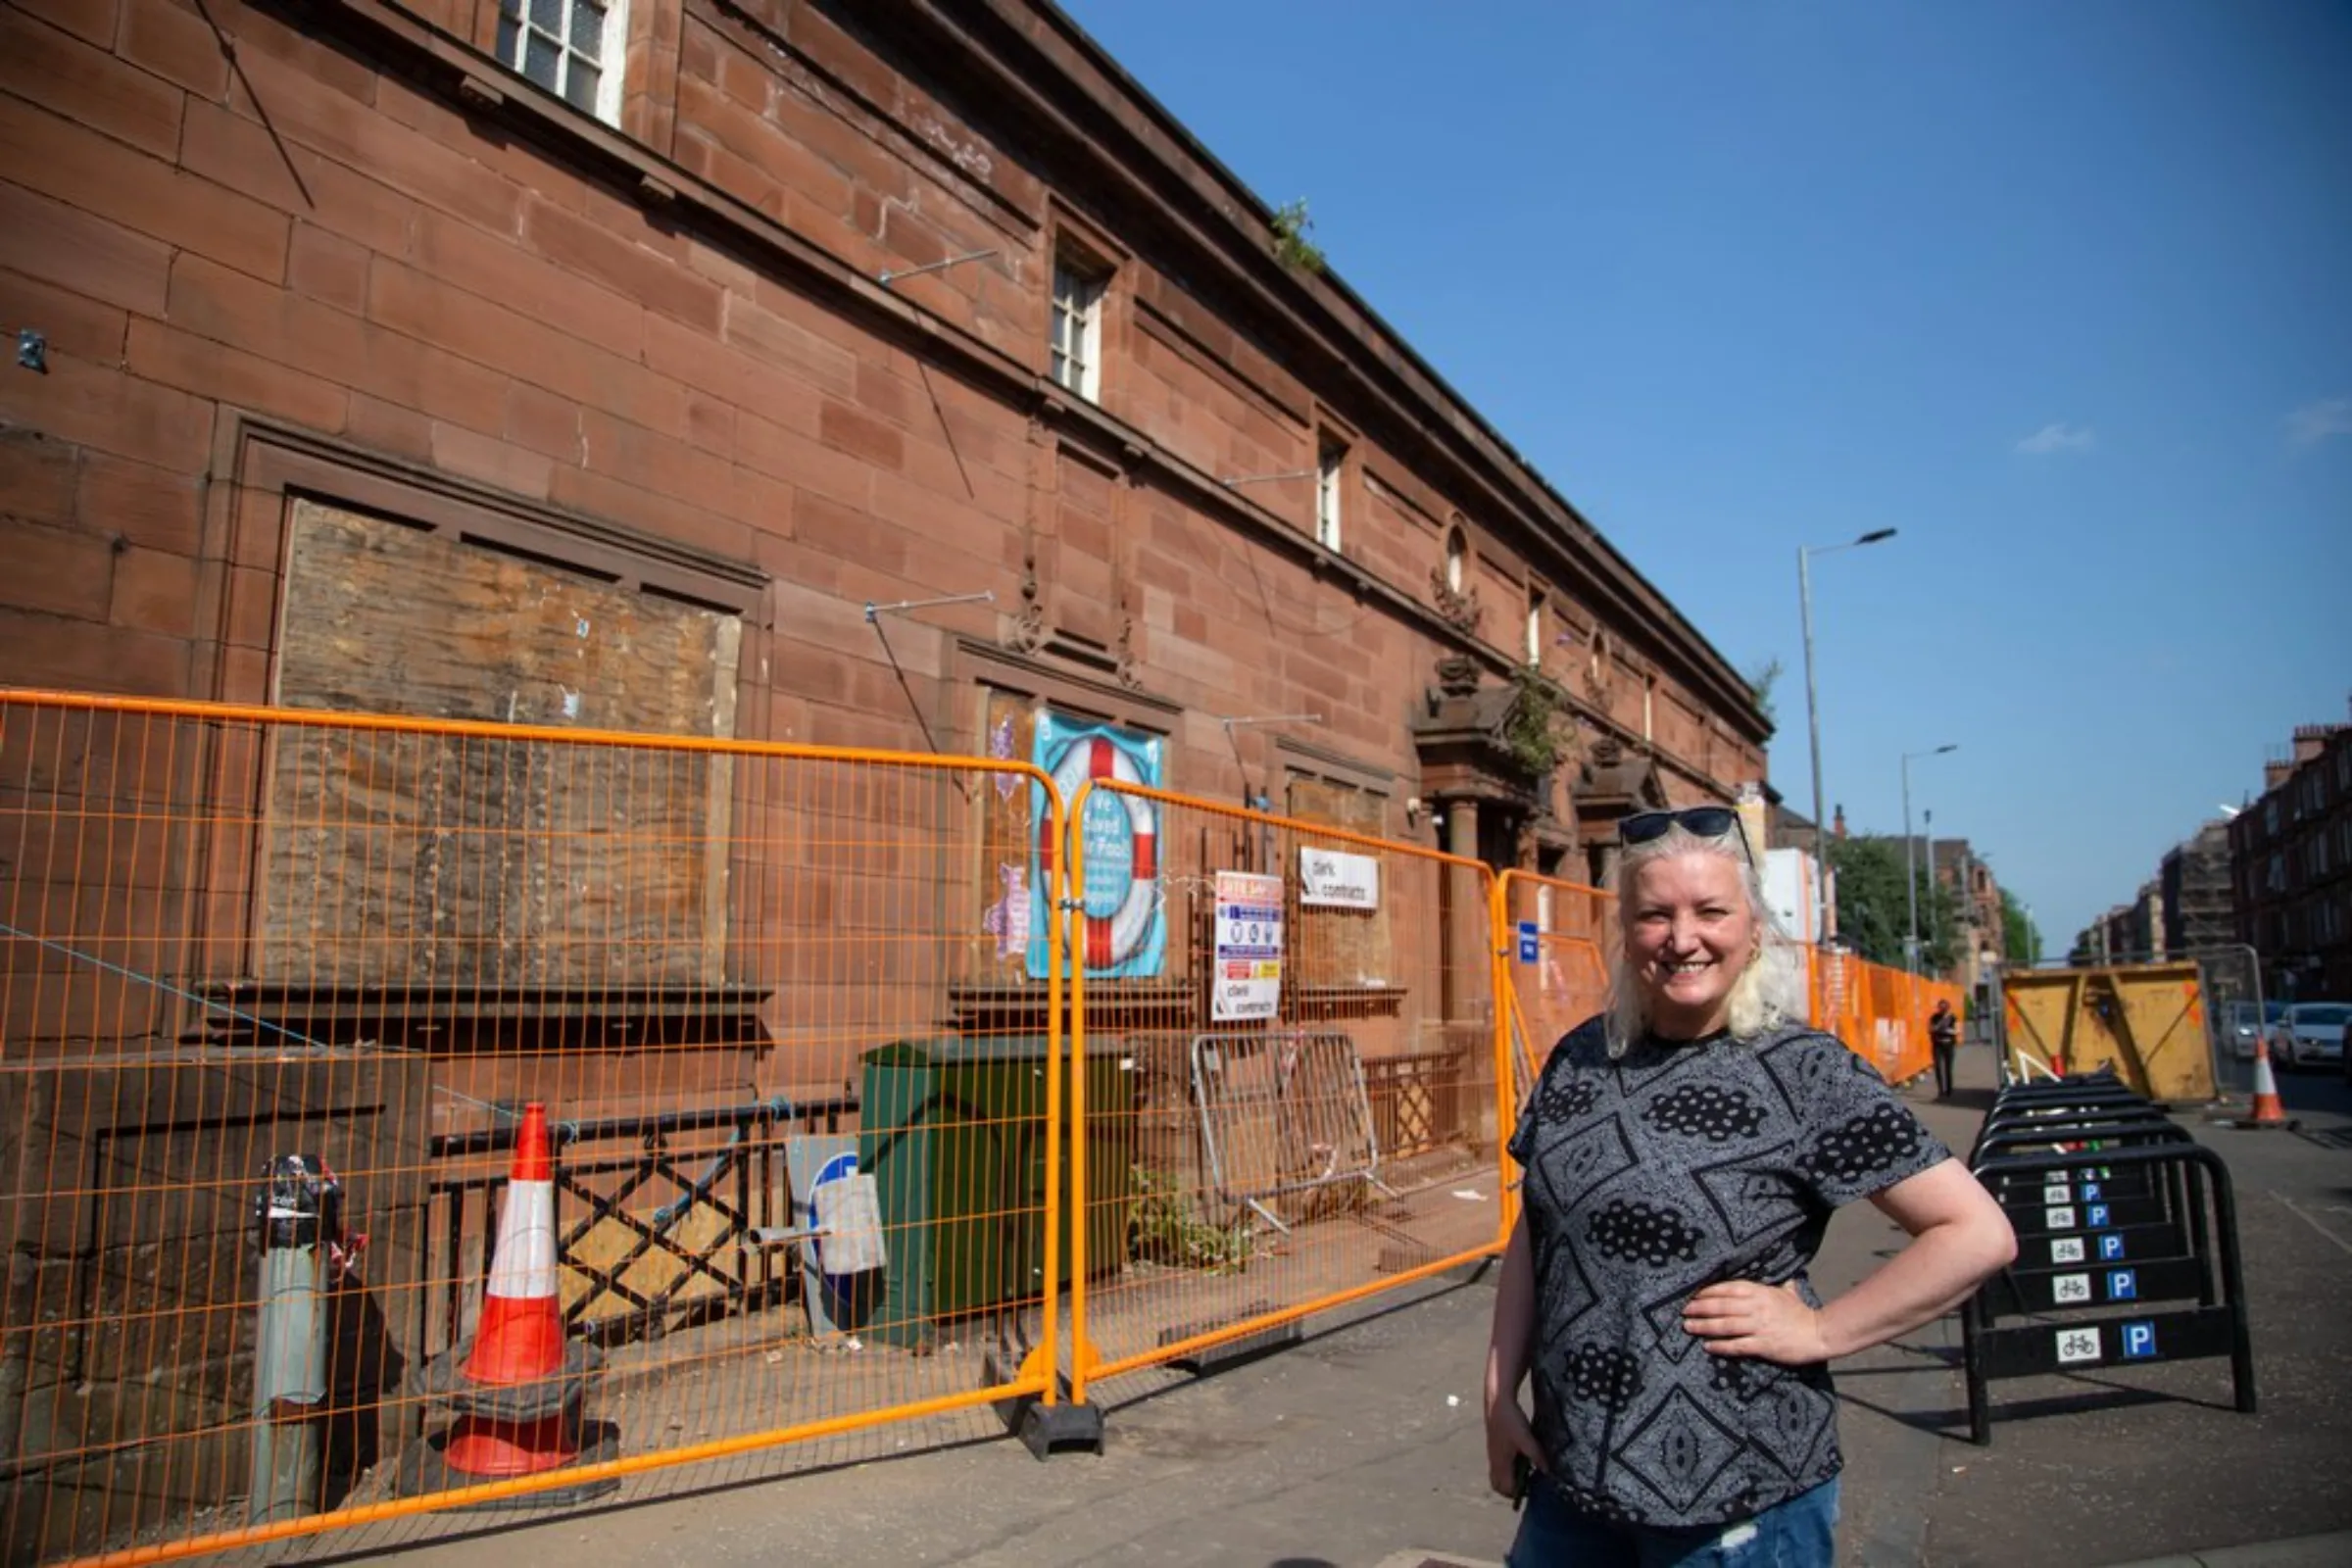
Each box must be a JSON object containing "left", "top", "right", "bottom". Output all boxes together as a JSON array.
[
  {"left": 1191, "top": 1029, "right": 1390, "bottom": 1233},
  {"left": 1962, "top": 1071, "right": 2256, "bottom": 1444}
]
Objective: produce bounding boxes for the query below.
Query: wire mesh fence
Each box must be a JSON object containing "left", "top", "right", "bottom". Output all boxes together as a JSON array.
[
  {"left": 0, "top": 691, "right": 1068, "bottom": 1566},
  {"left": 1497, "top": 872, "right": 1612, "bottom": 1123},
  {"left": 1500, "top": 868, "right": 1954, "bottom": 1097},
  {"left": 1058, "top": 786, "right": 1505, "bottom": 1399},
  {"left": 4, "top": 686, "right": 1967, "bottom": 1567}
]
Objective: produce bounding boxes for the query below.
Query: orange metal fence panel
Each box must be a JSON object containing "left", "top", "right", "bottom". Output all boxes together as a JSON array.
[
  {"left": 1058, "top": 784, "right": 1506, "bottom": 1399},
  {"left": 1496, "top": 871, "right": 1612, "bottom": 1120},
  {"left": 1794, "top": 944, "right": 1953, "bottom": 1087},
  {"left": 0, "top": 690, "right": 1068, "bottom": 1567},
  {"left": 4, "top": 685, "right": 1970, "bottom": 1566},
  {"left": 1495, "top": 874, "right": 1956, "bottom": 1099}
]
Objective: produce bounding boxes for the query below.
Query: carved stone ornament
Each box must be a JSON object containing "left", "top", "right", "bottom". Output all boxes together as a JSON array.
[
  {"left": 1430, "top": 566, "right": 1483, "bottom": 634},
  {"left": 1434, "top": 653, "right": 1481, "bottom": 698},
  {"left": 1115, "top": 603, "right": 1142, "bottom": 690},
  {"left": 1588, "top": 734, "right": 1625, "bottom": 770},
  {"left": 1005, "top": 546, "right": 1047, "bottom": 654}
]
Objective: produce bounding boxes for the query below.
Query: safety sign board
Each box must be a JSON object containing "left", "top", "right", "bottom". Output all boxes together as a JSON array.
[{"left": 1212, "top": 869, "right": 1284, "bottom": 1021}]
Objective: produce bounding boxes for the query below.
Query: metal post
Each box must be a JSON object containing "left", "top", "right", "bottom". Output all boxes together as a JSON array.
[
  {"left": 1799, "top": 545, "right": 1827, "bottom": 926},
  {"left": 1954, "top": 844, "right": 1975, "bottom": 1004},
  {"left": 1796, "top": 529, "right": 1895, "bottom": 936},
  {"left": 1925, "top": 808, "right": 1937, "bottom": 975},
  {"left": 250, "top": 1155, "right": 338, "bottom": 1526},
  {"left": 1903, "top": 755, "right": 1918, "bottom": 974},
  {"left": 1901, "top": 744, "right": 1957, "bottom": 973}
]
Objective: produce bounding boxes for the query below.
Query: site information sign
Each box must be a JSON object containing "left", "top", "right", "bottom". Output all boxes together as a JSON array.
[
  {"left": 1299, "top": 848, "right": 1379, "bottom": 908},
  {"left": 1213, "top": 869, "right": 1285, "bottom": 1021}
]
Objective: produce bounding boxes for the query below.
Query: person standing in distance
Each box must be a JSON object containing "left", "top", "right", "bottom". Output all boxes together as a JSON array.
[
  {"left": 1930, "top": 998, "right": 1960, "bottom": 1101},
  {"left": 1485, "top": 808, "right": 2015, "bottom": 1566}
]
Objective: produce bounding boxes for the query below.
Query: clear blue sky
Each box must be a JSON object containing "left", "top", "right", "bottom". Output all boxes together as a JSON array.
[{"left": 1062, "top": 0, "right": 2352, "bottom": 955}]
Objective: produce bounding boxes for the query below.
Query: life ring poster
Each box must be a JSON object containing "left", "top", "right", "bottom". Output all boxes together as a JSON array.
[{"left": 1028, "top": 713, "right": 1166, "bottom": 980}]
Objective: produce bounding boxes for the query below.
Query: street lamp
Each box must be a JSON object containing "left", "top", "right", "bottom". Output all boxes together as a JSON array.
[
  {"left": 1903, "top": 743, "right": 1958, "bottom": 972},
  {"left": 1797, "top": 528, "right": 1897, "bottom": 934},
  {"left": 1924, "top": 806, "right": 1937, "bottom": 964}
]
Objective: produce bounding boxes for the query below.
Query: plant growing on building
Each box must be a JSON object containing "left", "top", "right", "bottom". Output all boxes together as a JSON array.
[
  {"left": 1270, "top": 199, "right": 1325, "bottom": 274},
  {"left": 1502, "top": 666, "right": 1568, "bottom": 779}
]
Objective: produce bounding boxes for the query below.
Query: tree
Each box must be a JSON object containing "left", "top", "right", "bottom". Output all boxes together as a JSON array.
[
  {"left": 2000, "top": 890, "right": 2042, "bottom": 967},
  {"left": 1824, "top": 836, "right": 1960, "bottom": 971}
]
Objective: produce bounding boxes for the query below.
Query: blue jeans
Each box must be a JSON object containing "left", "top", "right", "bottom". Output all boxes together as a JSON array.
[{"left": 1506, "top": 1476, "right": 1839, "bottom": 1568}]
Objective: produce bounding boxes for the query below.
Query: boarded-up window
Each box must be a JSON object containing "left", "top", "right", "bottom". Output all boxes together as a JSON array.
[
  {"left": 260, "top": 499, "right": 742, "bottom": 986},
  {"left": 1285, "top": 773, "right": 1390, "bottom": 989}
]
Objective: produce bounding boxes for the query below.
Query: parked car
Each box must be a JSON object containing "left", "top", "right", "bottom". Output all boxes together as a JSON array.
[
  {"left": 2222, "top": 1000, "right": 2286, "bottom": 1061},
  {"left": 2267, "top": 1002, "right": 2348, "bottom": 1070}
]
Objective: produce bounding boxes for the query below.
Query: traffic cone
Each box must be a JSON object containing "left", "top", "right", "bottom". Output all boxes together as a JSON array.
[
  {"left": 446, "top": 1102, "right": 579, "bottom": 1477},
  {"left": 2241, "top": 1039, "right": 2292, "bottom": 1130}
]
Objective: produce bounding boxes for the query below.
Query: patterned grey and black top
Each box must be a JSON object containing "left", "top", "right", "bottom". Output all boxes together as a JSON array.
[{"left": 1507, "top": 1017, "right": 1951, "bottom": 1529}]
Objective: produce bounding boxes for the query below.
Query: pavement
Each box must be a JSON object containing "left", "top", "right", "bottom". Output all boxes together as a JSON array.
[{"left": 314, "top": 1039, "right": 2352, "bottom": 1568}]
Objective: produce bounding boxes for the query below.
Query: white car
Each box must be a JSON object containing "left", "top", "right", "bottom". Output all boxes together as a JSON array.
[
  {"left": 2222, "top": 1001, "right": 2285, "bottom": 1061},
  {"left": 2267, "top": 1003, "right": 2348, "bottom": 1070}
]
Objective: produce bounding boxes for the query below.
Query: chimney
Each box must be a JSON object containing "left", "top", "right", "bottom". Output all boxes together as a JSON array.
[
  {"left": 2265, "top": 759, "right": 2293, "bottom": 791},
  {"left": 1832, "top": 805, "right": 1847, "bottom": 840},
  {"left": 2291, "top": 723, "right": 2343, "bottom": 764}
]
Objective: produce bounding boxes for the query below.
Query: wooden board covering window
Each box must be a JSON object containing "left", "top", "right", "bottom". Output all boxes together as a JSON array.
[
  {"left": 260, "top": 499, "right": 741, "bottom": 986},
  {"left": 1285, "top": 774, "right": 1390, "bottom": 989}
]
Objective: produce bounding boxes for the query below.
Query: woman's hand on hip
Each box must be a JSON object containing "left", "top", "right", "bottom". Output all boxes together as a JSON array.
[
  {"left": 1683, "top": 1280, "right": 1832, "bottom": 1365},
  {"left": 1484, "top": 1396, "right": 1544, "bottom": 1498}
]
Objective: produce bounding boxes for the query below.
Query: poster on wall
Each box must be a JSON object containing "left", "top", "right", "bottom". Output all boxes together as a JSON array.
[
  {"left": 1212, "top": 869, "right": 1285, "bottom": 1021},
  {"left": 1028, "top": 712, "right": 1165, "bottom": 980}
]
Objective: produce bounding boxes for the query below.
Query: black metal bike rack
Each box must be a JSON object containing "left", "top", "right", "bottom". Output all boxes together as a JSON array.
[{"left": 1961, "top": 1075, "right": 2256, "bottom": 1445}]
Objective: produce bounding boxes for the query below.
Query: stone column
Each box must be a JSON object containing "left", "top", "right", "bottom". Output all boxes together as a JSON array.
[{"left": 1442, "top": 796, "right": 1482, "bottom": 1022}]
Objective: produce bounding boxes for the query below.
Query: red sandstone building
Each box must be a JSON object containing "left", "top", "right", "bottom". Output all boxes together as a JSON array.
[
  {"left": 1, "top": 0, "right": 1765, "bottom": 867},
  {"left": 0, "top": 5, "right": 1775, "bottom": 1548},
  {"left": 0, "top": 0, "right": 1781, "bottom": 1151}
]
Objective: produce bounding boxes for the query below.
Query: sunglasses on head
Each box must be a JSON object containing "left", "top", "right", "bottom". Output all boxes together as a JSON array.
[{"left": 1620, "top": 807, "right": 1753, "bottom": 864}]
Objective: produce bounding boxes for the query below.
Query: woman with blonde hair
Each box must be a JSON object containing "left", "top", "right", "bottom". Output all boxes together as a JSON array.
[{"left": 1485, "top": 807, "right": 2014, "bottom": 1566}]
